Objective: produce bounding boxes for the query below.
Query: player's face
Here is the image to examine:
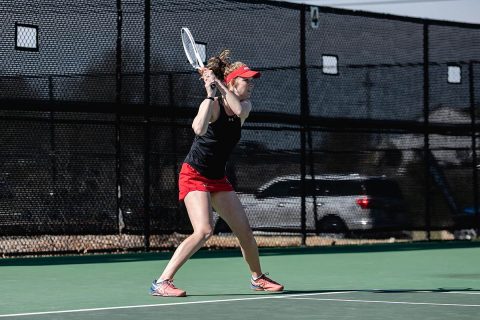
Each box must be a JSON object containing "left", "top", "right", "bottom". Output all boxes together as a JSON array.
[{"left": 232, "top": 77, "right": 254, "bottom": 101}]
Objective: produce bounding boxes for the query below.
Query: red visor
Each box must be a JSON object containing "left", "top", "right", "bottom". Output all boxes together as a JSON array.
[{"left": 224, "top": 66, "right": 261, "bottom": 84}]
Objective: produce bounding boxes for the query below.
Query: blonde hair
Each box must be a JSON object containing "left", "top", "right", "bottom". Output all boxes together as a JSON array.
[{"left": 206, "top": 49, "right": 246, "bottom": 84}]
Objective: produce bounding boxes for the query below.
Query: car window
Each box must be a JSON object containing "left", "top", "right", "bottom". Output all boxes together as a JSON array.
[
  {"left": 363, "top": 179, "right": 402, "bottom": 197},
  {"left": 257, "top": 177, "right": 403, "bottom": 198},
  {"left": 317, "top": 180, "right": 363, "bottom": 196},
  {"left": 259, "top": 180, "right": 301, "bottom": 198},
  {"left": 306, "top": 179, "right": 323, "bottom": 195}
]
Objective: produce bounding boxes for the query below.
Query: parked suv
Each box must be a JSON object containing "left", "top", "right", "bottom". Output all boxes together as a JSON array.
[{"left": 214, "top": 174, "right": 408, "bottom": 235}]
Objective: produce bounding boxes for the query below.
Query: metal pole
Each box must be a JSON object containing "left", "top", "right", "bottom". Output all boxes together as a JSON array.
[
  {"left": 144, "top": 0, "right": 152, "bottom": 251},
  {"left": 115, "top": 0, "right": 124, "bottom": 234},
  {"left": 423, "top": 23, "right": 431, "bottom": 240},
  {"left": 300, "top": 5, "right": 310, "bottom": 245},
  {"left": 469, "top": 61, "right": 479, "bottom": 234},
  {"left": 48, "top": 76, "right": 57, "bottom": 195}
]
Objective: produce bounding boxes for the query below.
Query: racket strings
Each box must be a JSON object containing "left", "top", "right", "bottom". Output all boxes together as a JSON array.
[
  {"left": 182, "top": 37, "right": 196, "bottom": 64},
  {"left": 181, "top": 29, "right": 202, "bottom": 69}
]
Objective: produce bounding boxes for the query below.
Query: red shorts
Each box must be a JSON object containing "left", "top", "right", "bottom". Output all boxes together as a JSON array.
[{"left": 178, "top": 163, "right": 234, "bottom": 201}]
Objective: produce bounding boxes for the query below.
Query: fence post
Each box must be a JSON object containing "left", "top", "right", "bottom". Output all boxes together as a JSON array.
[
  {"left": 423, "top": 23, "right": 431, "bottom": 240},
  {"left": 143, "top": 0, "right": 151, "bottom": 251},
  {"left": 115, "top": 0, "right": 124, "bottom": 235},
  {"left": 48, "top": 76, "right": 57, "bottom": 195},
  {"left": 300, "top": 5, "right": 310, "bottom": 245},
  {"left": 469, "top": 61, "right": 479, "bottom": 234}
]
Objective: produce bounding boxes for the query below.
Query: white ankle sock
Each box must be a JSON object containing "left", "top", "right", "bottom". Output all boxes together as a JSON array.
[{"left": 252, "top": 274, "right": 263, "bottom": 281}]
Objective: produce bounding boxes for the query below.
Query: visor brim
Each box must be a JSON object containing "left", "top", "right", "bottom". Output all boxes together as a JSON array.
[{"left": 238, "top": 70, "right": 261, "bottom": 79}]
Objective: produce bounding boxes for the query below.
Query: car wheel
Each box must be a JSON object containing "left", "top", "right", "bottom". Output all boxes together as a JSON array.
[{"left": 316, "top": 216, "right": 348, "bottom": 238}]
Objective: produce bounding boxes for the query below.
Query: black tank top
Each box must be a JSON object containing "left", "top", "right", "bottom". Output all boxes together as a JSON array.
[{"left": 184, "top": 99, "right": 242, "bottom": 179}]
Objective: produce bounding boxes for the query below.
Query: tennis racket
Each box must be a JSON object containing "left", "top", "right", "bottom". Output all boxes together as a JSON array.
[{"left": 181, "top": 27, "right": 215, "bottom": 89}]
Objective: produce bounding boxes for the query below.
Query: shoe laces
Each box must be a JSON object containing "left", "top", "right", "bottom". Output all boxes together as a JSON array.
[
  {"left": 160, "top": 279, "right": 178, "bottom": 289},
  {"left": 254, "top": 273, "right": 279, "bottom": 285}
]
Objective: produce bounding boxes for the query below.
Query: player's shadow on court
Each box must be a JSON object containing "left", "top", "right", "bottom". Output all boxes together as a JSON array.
[
  {"left": 284, "top": 288, "right": 478, "bottom": 293},
  {"left": 188, "top": 289, "right": 341, "bottom": 297},
  {"left": 282, "top": 288, "right": 479, "bottom": 294},
  {"left": 189, "top": 287, "right": 479, "bottom": 297}
]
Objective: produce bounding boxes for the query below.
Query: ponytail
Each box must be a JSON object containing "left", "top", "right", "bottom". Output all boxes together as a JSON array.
[{"left": 206, "top": 49, "right": 231, "bottom": 82}]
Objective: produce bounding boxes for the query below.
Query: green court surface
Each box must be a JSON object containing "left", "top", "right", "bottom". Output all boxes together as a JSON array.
[{"left": 1, "top": 241, "right": 479, "bottom": 319}]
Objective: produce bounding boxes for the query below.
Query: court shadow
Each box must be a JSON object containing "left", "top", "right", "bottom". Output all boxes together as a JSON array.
[
  {"left": 282, "top": 288, "right": 480, "bottom": 294},
  {"left": 187, "top": 290, "right": 339, "bottom": 297},
  {"left": 370, "top": 287, "right": 479, "bottom": 293},
  {"left": 185, "top": 287, "right": 479, "bottom": 297}
]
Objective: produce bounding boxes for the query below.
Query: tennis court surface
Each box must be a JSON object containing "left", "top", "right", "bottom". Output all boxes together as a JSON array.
[{"left": 1, "top": 241, "right": 479, "bottom": 320}]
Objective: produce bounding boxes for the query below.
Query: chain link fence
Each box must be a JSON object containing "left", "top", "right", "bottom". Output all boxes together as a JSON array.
[{"left": 0, "top": 0, "right": 479, "bottom": 256}]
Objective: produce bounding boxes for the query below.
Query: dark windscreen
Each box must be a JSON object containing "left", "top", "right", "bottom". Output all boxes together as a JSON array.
[
  {"left": 319, "top": 180, "right": 363, "bottom": 196},
  {"left": 364, "top": 179, "right": 403, "bottom": 197},
  {"left": 259, "top": 180, "right": 301, "bottom": 198}
]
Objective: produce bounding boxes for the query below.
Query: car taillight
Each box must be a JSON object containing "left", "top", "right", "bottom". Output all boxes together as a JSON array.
[{"left": 356, "top": 196, "right": 371, "bottom": 209}]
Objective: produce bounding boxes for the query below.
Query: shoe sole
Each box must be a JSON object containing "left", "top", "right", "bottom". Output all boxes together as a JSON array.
[
  {"left": 151, "top": 291, "right": 187, "bottom": 297},
  {"left": 251, "top": 285, "right": 284, "bottom": 292}
]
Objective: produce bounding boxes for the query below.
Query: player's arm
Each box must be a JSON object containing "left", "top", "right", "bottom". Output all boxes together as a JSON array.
[
  {"left": 215, "top": 80, "right": 251, "bottom": 120},
  {"left": 192, "top": 98, "right": 216, "bottom": 136},
  {"left": 192, "top": 70, "right": 218, "bottom": 136}
]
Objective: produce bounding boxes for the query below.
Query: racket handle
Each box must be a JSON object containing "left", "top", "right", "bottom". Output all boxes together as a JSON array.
[{"left": 199, "top": 67, "right": 216, "bottom": 90}]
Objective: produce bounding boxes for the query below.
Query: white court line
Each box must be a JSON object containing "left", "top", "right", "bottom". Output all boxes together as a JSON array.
[
  {"left": 285, "top": 297, "right": 480, "bottom": 307},
  {"left": 0, "top": 291, "right": 349, "bottom": 318}
]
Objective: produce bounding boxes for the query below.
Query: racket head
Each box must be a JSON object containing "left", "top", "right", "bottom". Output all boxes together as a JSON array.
[{"left": 181, "top": 27, "right": 205, "bottom": 70}]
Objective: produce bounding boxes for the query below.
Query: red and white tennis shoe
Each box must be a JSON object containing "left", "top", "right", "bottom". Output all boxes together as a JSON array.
[
  {"left": 150, "top": 279, "right": 186, "bottom": 297},
  {"left": 250, "top": 273, "right": 284, "bottom": 292}
]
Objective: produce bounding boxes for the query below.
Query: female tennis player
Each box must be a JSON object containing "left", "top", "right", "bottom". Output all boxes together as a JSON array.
[{"left": 150, "top": 50, "right": 284, "bottom": 297}]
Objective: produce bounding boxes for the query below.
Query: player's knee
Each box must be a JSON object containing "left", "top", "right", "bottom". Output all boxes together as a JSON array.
[{"left": 194, "top": 227, "right": 213, "bottom": 242}]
